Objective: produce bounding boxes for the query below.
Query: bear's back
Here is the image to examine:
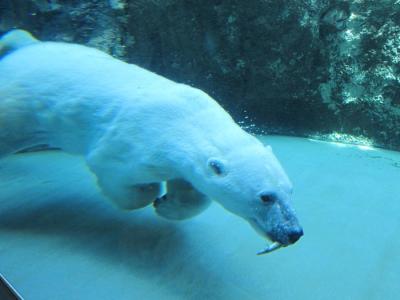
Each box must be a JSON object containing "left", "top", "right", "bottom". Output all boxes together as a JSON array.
[
  {"left": 0, "top": 35, "right": 241, "bottom": 156},
  {"left": 0, "top": 41, "right": 173, "bottom": 100}
]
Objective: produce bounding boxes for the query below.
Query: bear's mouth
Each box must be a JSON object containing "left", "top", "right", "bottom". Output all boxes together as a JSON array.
[{"left": 248, "top": 218, "right": 284, "bottom": 255}]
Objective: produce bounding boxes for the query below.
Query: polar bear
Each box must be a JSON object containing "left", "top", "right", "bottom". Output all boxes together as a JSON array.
[{"left": 0, "top": 30, "right": 303, "bottom": 254}]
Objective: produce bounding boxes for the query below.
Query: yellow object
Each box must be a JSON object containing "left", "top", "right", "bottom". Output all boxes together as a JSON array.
[{"left": 0, "top": 29, "right": 39, "bottom": 57}]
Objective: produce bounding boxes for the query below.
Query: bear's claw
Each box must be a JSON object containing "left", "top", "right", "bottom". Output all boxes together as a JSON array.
[{"left": 153, "top": 194, "right": 168, "bottom": 208}]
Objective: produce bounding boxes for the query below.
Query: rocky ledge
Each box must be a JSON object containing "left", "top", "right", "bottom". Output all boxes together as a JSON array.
[{"left": 1, "top": 0, "right": 399, "bottom": 150}]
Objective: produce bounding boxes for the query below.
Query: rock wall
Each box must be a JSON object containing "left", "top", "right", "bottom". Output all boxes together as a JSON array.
[{"left": 1, "top": 0, "right": 399, "bottom": 150}]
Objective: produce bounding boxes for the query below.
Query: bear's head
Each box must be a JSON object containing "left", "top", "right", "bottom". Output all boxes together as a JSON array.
[{"left": 189, "top": 139, "right": 303, "bottom": 254}]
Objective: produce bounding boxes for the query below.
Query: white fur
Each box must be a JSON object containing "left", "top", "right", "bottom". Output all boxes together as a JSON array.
[{"left": 0, "top": 32, "right": 294, "bottom": 231}]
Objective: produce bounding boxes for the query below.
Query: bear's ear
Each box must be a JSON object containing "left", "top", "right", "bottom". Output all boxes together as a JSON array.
[{"left": 207, "top": 158, "right": 227, "bottom": 176}]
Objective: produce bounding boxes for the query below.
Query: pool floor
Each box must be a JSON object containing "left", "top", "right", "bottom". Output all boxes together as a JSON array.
[{"left": 0, "top": 136, "right": 399, "bottom": 299}]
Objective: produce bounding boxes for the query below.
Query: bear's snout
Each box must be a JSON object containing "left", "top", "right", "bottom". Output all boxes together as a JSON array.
[{"left": 287, "top": 227, "right": 303, "bottom": 244}]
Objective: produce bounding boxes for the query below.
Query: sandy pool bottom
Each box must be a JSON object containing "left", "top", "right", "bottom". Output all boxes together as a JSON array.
[{"left": 0, "top": 136, "right": 399, "bottom": 300}]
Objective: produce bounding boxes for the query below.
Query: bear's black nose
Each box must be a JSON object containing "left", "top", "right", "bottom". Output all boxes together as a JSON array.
[{"left": 288, "top": 228, "right": 303, "bottom": 244}]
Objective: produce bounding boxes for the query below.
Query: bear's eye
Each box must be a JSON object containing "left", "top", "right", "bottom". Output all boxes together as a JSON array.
[
  {"left": 259, "top": 193, "right": 275, "bottom": 204},
  {"left": 208, "top": 158, "right": 225, "bottom": 176}
]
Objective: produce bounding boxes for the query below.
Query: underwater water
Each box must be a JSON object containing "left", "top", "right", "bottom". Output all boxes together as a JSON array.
[
  {"left": 0, "top": 136, "right": 399, "bottom": 300},
  {"left": 2, "top": 2, "right": 400, "bottom": 299}
]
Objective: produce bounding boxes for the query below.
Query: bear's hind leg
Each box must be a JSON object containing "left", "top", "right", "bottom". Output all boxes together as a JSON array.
[{"left": 154, "top": 179, "right": 211, "bottom": 220}]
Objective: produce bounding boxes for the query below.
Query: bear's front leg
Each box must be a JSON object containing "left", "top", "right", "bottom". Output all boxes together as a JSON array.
[
  {"left": 98, "top": 179, "right": 162, "bottom": 210},
  {"left": 86, "top": 148, "right": 162, "bottom": 210},
  {"left": 154, "top": 179, "right": 212, "bottom": 220}
]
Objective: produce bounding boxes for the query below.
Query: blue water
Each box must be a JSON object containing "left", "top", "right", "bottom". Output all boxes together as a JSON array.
[{"left": 0, "top": 136, "right": 399, "bottom": 299}]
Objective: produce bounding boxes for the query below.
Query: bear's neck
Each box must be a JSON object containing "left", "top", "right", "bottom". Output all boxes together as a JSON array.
[{"left": 154, "top": 118, "right": 253, "bottom": 182}]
